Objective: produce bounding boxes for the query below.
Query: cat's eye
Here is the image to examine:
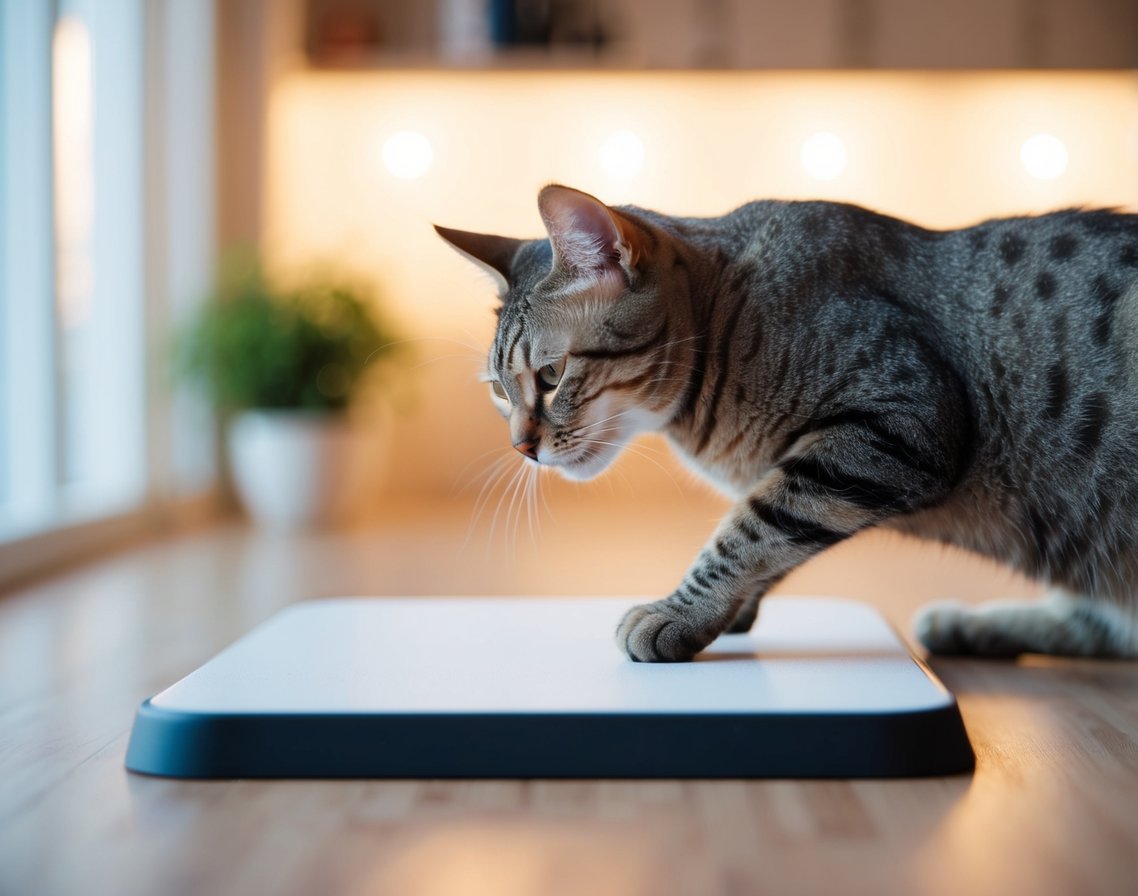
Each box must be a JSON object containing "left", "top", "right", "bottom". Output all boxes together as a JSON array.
[
  {"left": 538, "top": 361, "right": 564, "bottom": 391},
  {"left": 490, "top": 380, "right": 509, "bottom": 402}
]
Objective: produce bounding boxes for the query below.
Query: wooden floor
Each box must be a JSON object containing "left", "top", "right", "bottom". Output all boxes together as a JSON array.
[{"left": 2, "top": 494, "right": 1137, "bottom": 896}]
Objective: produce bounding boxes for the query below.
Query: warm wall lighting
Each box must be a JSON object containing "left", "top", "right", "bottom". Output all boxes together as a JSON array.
[
  {"left": 1020, "top": 133, "right": 1068, "bottom": 180},
  {"left": 800, "top": 131, "right": 848, "bottom": 181},
  {"left": 382, "top": 130, "right": 433, "bottom": 180},
  {"left": 597, "top": 129, "right": 645, "bottom": 179}
]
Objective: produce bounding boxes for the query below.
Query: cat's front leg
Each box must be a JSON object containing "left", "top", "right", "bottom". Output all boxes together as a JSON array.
[
  {"left": 617, "top": 406, "right": 967, "bottom": 661},
  {"left": 616, "top": 484, "right": 854, "bottom": 661}
]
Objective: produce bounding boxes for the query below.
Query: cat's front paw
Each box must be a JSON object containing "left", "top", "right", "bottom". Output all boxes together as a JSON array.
[{"left": 616, "top": 600, "right": 710, "bottom": 662}]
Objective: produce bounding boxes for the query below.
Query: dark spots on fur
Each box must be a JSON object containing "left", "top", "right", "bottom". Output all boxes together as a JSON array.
[
  {"left": 991, "top": 284, "right": 1011, "bottom": 317},
  {"left": 1120, "top": 245, "right": 1138, "bottom": 267},
  {"left": 872, "top": 223, "right": 910, "bottom": 262},
  {"left": 837, "top": 319, "right": 859, "bottom": 342},
  {"left": 1035, "top": 272, "right": 1057, "bottom": 301},
  {"left": 968, "top": 229, "right": 989, "bottom": 252},
  {"left": 999, "top": 233, "right": 1026, "bottom": 265},
  {"left": 1048, "top": 233, "right": 1080, "bottom": 261},
  {"left": 1079, "top": 211, "right": 1130, "bottom": 236},
  {"left": 1073, "top": 392, "right": 1110, "bottom": 460},
  {"left": 893, "top": 366, "right": 917, "bottom": 387},
  {"left": 882, "top": 321, "right": 906, "bottom": 344},
  {"left": 1091, "top": 274, "right": 1122, "bottom": 310},
  {"left": 1013, "top": 309, "right": 1028, "bottom": 333},
  {"left": 1009, "top": 369, "right": 1023, "bottom": 388},
  {"left": 1093, "top": 311, "right": 1113, "bottom": 347},
  {"left": 991, "top": 354, "right": 1006, "bottom": 381},
  {"left": 1043, "top": 363, "right": 1070, "bottom": 419},
  {"left": 748, "top": 497, "right": 844, "bottom": 548}
]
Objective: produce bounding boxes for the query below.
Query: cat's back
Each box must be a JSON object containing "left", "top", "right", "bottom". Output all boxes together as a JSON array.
[{"left": 936, "top": 209, "right": 1138, "bottom": 397}]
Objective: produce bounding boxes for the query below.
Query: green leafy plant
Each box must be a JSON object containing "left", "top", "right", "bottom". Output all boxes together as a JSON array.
[{"left": 178, "top": 260, "right": 400, "bottom": 412}]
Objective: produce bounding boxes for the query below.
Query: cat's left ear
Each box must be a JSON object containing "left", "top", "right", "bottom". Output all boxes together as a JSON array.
[
  {"left": 538, "top": 185, "right": 647, "bottom": 285},
  {"left": 434, "top": 224, "right": 527, "bottom": 296}
]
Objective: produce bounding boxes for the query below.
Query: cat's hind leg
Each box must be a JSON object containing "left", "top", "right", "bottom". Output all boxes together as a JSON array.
[{"left": 914, "top": 589, "right": 1138, "bottom": 658}]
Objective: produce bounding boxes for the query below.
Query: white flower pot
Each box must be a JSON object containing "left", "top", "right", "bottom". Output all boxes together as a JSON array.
[{"left": 227, "top": 410, "right": 365, "bottom": 530}]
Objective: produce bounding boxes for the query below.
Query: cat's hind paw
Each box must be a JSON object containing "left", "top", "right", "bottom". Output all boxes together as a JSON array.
[
  {"left": 616, "top": 601, "right": 709, "bottom": 662},
  {"left": 913, "top": 601, "right": 970, "bottom": 655},
  {"left": 914, "top": 600, "right": 1026, "bottom": 657}
]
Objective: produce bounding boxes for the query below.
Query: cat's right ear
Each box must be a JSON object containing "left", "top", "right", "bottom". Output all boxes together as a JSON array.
[
  {"left": 434, "top": 225, "right": 526, "bottom": 297},
  {"left": 537, "top": 185, "right": 646, "bottom": 286}
]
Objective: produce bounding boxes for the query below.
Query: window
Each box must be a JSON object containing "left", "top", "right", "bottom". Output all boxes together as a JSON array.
[{"left": 0, "top": 0, "right": 216, "bottom": 576}]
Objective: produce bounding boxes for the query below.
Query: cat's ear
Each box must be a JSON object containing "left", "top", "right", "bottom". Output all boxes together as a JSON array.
[
  {"left": 434, "top": 225, "right": 526, "bottom": 296},
  {"left": 538, "top": 185, "right": 646, "bottom": 284}
]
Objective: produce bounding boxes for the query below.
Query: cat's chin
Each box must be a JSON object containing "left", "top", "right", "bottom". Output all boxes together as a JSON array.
[{"left": 550, "top": 450, "right": 618, "bottom": 482}]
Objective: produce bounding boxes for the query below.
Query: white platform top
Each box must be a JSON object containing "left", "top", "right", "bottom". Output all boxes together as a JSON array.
[{"left": 150, "top": 597, "right": 950, "bottom": 716}]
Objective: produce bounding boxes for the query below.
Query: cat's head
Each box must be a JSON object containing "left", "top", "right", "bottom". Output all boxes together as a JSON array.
[{"left": 436, "top": 185, "right": 688, "bottom": 481}]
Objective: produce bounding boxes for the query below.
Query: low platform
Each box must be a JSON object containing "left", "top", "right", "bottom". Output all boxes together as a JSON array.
[{"left": 125, "top": 596, "right": 973, "bottom": 778}]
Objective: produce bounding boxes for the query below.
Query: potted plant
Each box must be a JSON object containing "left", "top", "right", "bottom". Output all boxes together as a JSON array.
[{"left": 179, "top": 259, "right": 400, "bottom": 529}]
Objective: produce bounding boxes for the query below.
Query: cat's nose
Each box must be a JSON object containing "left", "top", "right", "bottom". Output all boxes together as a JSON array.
[{"left": 513, "top": 438, "right": 540, "bottom": 461}]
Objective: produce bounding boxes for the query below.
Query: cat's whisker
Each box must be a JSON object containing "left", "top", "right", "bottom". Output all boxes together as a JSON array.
[
  {"left": 364, "top": 334, "right": 487, "bottom": 367},
  {"left": 576, "top": 436, "right": 686, "bottom": 497},
  {"left": 505, "top": 457, "right": 539, "bottom": 559},
  {"left": 642, "top": 332, "right": 707, "bottom": 355},
  {"left": 468, "top": 451, "right": 518, "bottom": 512},
  {"left": 536, "top": 464, "right": 553, "bottom": 519},
  {"left": 516, "top": 461, "right": 541, "bottom": 553},
  {"left": 463, "top": 453, "right": 522, "bottom": 551},
  {"left": 524, "top": 464, "right": 541, "bottom": 549},
  {"left": 452, "top": 445, "right": 516, "bottom": 494},
  {"left": 408, "top": 352, "right": 490, "bottom": 373},
  {"left": 471, "top": 455, "right": 521, "bottom": 525},
  {"left": 487, "top": 460, "right": 529, "bottom": 560},
  {"left": 572, "top": 409, "right": 639, "bottom": 435}
]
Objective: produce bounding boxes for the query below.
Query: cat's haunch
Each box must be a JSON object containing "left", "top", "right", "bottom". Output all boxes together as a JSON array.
[{"left": 438, "top": 185, "right": 1138, "bottom": 662}]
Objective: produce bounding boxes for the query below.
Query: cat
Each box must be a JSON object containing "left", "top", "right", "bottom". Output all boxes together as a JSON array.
[{"left": 436, "top": 184, "right": 1138, "bottom": 662}]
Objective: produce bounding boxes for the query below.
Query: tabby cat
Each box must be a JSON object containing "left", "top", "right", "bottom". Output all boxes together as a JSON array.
[{"left": 436, "top": 185, "right": 1138, "bottom": 662}]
